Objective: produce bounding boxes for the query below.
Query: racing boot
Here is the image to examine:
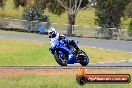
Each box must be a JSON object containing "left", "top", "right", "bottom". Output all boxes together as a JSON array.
[{"left": 70, "top": 40, "right": 80, "bottom": 55}]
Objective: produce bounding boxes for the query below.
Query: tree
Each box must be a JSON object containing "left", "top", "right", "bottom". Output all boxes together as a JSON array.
[
  {"left": 95, "top": 0, "right": 130, "bottom": 28},
  {"left": 13, "top": 0, "right": 50, "bottom": 32},
  {"left": 0, "top": 0, "right": 7, "bottom": 17},
  {"left": 0, "top": 0, "right": 32, "bottom": 9},
  {"left": 0, "top": 0, "right": 5, "bottom": 8},
  {"left": 22, "top": 5, "right": 50, "bottom": 31},
  {"left": 0, "top": 0, "right": 89, "bottom": 34},
  {"left": 125, "top": 0, "right": 132, "bottom": 18},
  {"left": 13, "top": 0, "right": 32, "bottom": 8},
  {"left": 34, "top": 0, "right": 89, "bottom": 35},
  {"left": 56, "top": 0, "right": 89, "bottom": 35}
]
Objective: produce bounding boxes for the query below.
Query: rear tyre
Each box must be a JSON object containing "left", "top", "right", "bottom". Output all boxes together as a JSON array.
[
  {"left": 54, "top": 50, "right": 67, "bottom": 66},
  {"left": 78, "top": 50, "right": 89, "bottom": 66},
  {"left": 80, "top": 58, "right": 89, "bottom": 66}
]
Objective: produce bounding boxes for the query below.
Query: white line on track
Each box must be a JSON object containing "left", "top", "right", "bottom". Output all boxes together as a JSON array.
[
  {"left": 89, "top": 44, "right": 132, "bottom": 54},
  {"left": 90, "top": 59, "right": 132, "bottom": 65},
  {"left": 128, "top": 59, "right": 132, "bottom": 62},
  {"left": 92, "top": 47, "right": 96, "bottom": 48},
  {"left": 98, "top": 48, "right": 103, "bottom": 49}
]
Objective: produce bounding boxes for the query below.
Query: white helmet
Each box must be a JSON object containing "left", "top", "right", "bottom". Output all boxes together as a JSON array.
[{"left": 48, "top": 27, "right": 57, "bottom": 38}]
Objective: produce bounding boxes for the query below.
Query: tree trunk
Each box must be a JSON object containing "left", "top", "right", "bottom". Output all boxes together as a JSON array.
[
  {"left": 67, "top": 14, "right": 75, "bottom": 35},
  {"left": 67, "top": 24, "right": 72, "bottom": 35}
]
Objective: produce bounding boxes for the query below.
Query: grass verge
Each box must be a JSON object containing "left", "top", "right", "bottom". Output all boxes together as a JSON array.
[
  {"left": 0, "top": 69, "right": 132, "bottom": 88},
  {"left": 0, "top": 38, "right": 132, "bottom": 66}
]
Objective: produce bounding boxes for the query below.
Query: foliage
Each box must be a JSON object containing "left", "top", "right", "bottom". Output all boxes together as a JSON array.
[
  {"left": 0, "top": 0, "right": 7, "bottom": 8},
  {"left": 95, "top": 0, "right": 130, "bottom": 28},
  {"left": 80, "top": 0, "right": 89, "bottom": 8},
  {"left": 127, "top": 19, "right": 132, "bottom": 36},
  {"left": 125, "top": 0, "right": 132, "bottom": 18},
  {"left": 22, "top": 5, "right": 50, "bottom": 31},
  {"left": 97, "top": 28, "right": 120, "bottom": 39},
  {"left": 33, "top": 0, "right": 65, "bottom": 15},
  {"left": 22, "top": 6, "right": 47, "bottom": 22},
  {"left": 46, "top": 0, "right": 65, "bottom": 15},
  {"left": 1, "top": 0, "right": 89, "bottom": 34},
  {"left": 128, "top": 19, "right": 132, "bottom": 30},
  {"left": 33, "top": 0, "right": 89, "bottom": 34},
  {"left": 13, "top": 0, "right": 32, "bottom": 8}
]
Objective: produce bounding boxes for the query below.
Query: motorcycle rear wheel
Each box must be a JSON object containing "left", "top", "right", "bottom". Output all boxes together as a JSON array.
[{"left": 78, "top": 50, "right": 89, "bottom": 66}]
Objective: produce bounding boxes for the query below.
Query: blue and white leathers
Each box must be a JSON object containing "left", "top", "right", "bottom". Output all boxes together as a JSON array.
[
  {"left": 49, "top": 33, "right": 76, "bottom": 64},
  {"left": 49, "top": 33, "right": 89, "bottom": 66}
]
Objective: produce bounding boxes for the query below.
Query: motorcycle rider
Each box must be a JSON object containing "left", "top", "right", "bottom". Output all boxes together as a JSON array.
[{"left": 48, "top": 27, "right": 79, "bottom": 54}]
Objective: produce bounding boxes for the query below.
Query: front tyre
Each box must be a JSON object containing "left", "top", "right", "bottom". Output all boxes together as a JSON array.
[{"left": 54, "top": 50, "right": 67, "bottom": 66}]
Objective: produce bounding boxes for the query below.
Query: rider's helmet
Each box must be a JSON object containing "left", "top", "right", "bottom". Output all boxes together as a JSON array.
[{"left": 48, "top": 27, "right": 57, "bottom": 38}]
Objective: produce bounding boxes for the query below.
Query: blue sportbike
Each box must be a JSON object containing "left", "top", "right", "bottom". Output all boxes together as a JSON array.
[{"left": 49, "top": 39, "right": 89, "bottom": 66}]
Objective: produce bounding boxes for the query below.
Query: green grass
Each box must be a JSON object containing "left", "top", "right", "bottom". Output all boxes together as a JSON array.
[
  {"left": 0, "top": 0, "right": 23, "bottom": 19},
  {"left": 0, "top": 0, "right": 96, "bottom": 26},
  {"left": 45, "top": 8, "right": 96, "bottom": 26},
  {"left": 82, "top": 46, "right": 132, "bottom": 63},
  {"left": 0, "top": 69, "right": 132, "bottom": 88},
  {"left": 0, "top": 38, "right": 55, "bottom": 66},
  {"left": 0, "top": 38, "right": 132, "bottom": 66},
  {"left": 122, "top": 18, "right": 132, "bottom": 29},
  {"left": 0, "top": 73, "right": 132, "bottom": 88}
]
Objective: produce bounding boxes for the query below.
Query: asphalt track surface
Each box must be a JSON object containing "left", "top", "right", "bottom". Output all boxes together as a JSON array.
[
  {"left": 0, "top": 59, "right": 132, "bottom": 69},
  {"left": 0, "top": 32, "right": 132, "bottom": 52},
  {"left": 0, "top": 65, "right": 132, "bottom": 70},
  {"left": 0, "top": 32, "right": 132, "bottom": 67}
]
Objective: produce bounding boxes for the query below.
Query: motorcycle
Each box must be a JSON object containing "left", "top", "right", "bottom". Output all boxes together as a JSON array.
[{"left": 49, "top": 38, "right": 89, "bottom": 66}]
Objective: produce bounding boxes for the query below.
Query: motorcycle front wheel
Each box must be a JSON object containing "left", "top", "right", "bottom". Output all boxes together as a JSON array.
[{"left": 54, "top": 50, "right": 68, "bottom": 66}]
